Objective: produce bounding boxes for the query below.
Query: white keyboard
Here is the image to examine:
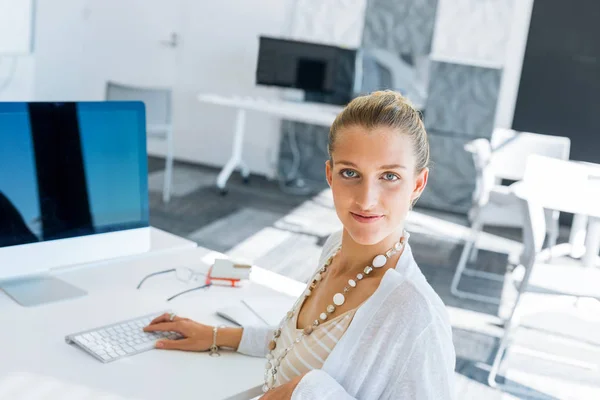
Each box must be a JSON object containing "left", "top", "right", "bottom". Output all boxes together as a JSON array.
[{"left": 65, "top": 311, "right": 182, "bottom": 363}]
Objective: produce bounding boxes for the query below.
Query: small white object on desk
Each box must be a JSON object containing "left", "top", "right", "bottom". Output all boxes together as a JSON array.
[{"left": 211, "top": 258, "right": 252, "bottom": 281}]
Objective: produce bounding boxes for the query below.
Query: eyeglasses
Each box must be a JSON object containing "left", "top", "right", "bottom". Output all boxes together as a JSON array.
[{"left": 137, "top": 267, "right": 211, "bottom": 301}]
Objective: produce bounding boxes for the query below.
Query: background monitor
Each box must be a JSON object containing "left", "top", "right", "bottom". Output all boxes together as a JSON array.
[
  {"left": 0, "top": 101, "right": 150, "bottom": 304},
  {"left": 256, "top": 36, "right": 357, "bottom": 105}
]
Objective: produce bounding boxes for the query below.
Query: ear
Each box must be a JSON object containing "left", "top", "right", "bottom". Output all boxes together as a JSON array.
[
  {"left": 325, "top": 160, "right": 333, "bottom": 187},
  {"left": 411, "top": 168, "right": 429, "bottom": 202}
]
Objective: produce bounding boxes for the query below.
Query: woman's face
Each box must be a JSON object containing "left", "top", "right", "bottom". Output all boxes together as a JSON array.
[{"left": 326, "top": 125, "right": 428, "bottom": 246}]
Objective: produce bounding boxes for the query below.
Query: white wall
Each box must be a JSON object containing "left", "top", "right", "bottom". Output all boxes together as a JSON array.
[
  {"left": 431, "top": 0, "right": 515, "bottom": 68},
  {"left": 0, "top": 0, "right": 35, "bottom": 100},
  {"left": 0, "top": 0, "right": 34, "bottom": 54},
  {"left": 3, "top": 0, "right": 532, "bottom": 170},
  {"left": 495, "top": 0, "right": 535, "bottom": 128},
  {"left": 289, "top": 0, "right": 367, "bottom": 48},
  {"left": 0, "top": 56, "right": 35, "bottom": 100},
  {"left": 172, "top": 0, "right": 290, "bottom": 177},
  {"left": 33, "top": 0, "right": 89, "bottom": 101},
  {"left": 25, "top": 0, "right": 293, "bottom": 177}
]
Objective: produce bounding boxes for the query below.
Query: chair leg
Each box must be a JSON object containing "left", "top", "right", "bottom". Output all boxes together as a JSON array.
[
  {"left": 488, "top": 270, "right": 534, "bottom": 394},
  {"left": 451, "top": 222, "right": 502, "bottom": 304},
  {"left": 163, "top": 130, "right": 174, "bottom": 203},
  {"left": 540, "top": 210, "right": 560, "bottom": 261},
  {"left": 569, "top": 214, "right": 589, "bottom": 258},
  {"left": 469, "top": 246, "right": 479, "bottom": 263},
  {"left": 451, "top": 235, "right": 474, "bottom": 295},
  {"left": 488, "top": 269, "right": 527, "bottom": 388},
  {"left": 488, "top": 320, "right": 511, "bottom": 388}
]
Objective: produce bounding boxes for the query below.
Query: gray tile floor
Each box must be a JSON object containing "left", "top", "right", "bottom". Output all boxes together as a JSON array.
[{"left": 148, "top": 157, "right": 600, "bottom": 400}]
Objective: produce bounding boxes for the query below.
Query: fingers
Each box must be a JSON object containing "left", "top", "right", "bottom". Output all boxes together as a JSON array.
[
  {"left": 143, "top": 321, "right": 182, "bottom": 333},
  {"left": 149, "top": 313, "right": 170, "bottom": 325},
  {"left": 155, "top": 338, "right": 195, "bottom": 351},
  {"left": 149, "top": 313, "right": 184, "bottom": 326}
]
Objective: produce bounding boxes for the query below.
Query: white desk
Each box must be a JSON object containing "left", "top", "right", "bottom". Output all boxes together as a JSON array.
[
  {"left": 197, "top": 94, "right": 343, "bottom": 194},
  {"left": 571, "top": 162, "right": 600, "bottom": 267},
  {"left": 520, "top": 161, "right": 600, "bottom": 268},
  {"left": 1, "top": 229, "right": 304, "bottom": 400}
]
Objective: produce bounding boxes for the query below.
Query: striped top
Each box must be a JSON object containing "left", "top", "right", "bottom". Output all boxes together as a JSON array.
[{"left": 273, "top": 299, "right": 358, "bottom": 387}]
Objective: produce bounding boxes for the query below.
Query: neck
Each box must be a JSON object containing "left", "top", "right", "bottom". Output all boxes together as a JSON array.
[{"left": 334, "top": 226, "right": 406, "bottom": 277}]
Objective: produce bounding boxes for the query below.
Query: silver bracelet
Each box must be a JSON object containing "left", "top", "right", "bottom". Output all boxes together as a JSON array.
[{"left": 209, "top": 325, "right": 224, "bottom": 357}]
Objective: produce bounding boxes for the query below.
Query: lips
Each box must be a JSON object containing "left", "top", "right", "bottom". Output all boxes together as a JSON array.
[{"left": 351, "top": 212, "right": 383, "bottom": 223}]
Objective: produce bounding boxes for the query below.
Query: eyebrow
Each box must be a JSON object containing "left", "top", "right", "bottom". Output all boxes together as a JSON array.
[{"left": 336, "top": 160, "right": 407, "bottom": 170}]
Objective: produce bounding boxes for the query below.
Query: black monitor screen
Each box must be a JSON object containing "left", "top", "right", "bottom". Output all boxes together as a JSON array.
[
  {"left": 256, "top": 36, "right": 356, "bottom": 105},
  {"left": 296, "top": 59, "right": 326, "bottom": 91},
  {"left": 0, "top": 102, "right": 149, "bottom": 249}
]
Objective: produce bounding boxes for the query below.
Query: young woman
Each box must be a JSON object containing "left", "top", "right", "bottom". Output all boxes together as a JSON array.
[{"left": 145, "top": 91, "right": 456, "bottom": 399}]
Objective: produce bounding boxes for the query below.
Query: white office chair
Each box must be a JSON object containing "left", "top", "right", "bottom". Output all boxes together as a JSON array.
[
  {"left": 488, "top": 155, "right": 600, "bottom": 394},
  {"left": 451, "top": 128, "right": 571, "bottom": 304},
  {"left": 106, "top": 82, "right": 174, "bottom": 203}
]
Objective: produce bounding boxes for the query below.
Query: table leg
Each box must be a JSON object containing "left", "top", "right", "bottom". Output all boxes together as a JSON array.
[
  {"left": 569, "top": 214, "right": 588, "bottom": 258},
  {"left": 582, "top": 216, "right": 600, "bottom": 268},
  {"left": 216, "top": 109, "right": 246, "bottom": 193},
  {"left": 239, "top": 160, "right": 250, "bottom": 181}
]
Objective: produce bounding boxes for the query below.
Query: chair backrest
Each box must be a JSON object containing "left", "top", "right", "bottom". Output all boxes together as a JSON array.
[
  {"left": 464, "top": 138, "right": 495, "bottom": 207},
  {"left": 490, "top": 128, "right": 571, "bottom": 182},
  {"left": 106, "top": 82, "right": 172, "bottom": 128}
]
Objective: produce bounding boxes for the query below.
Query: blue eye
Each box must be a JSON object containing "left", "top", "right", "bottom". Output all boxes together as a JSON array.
[
  {"left": 383, "top": 172, "right": 400, "bottom": 181},
  {"left": 340, "top": 169, "right": 358, "bottom": 179}
]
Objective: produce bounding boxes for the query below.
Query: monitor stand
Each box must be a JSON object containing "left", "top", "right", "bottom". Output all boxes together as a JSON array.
[{"left": 1, "top": 275, "right": 87, "bottom": 307}]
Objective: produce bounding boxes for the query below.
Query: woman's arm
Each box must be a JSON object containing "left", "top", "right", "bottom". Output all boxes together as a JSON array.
[
  {"left": 216, "top": 327, "right": 243, "bottom": 349},
  {"left": 290, "top": 370, "right": 357, "bottom": 400},
  {"left": 236, "top": 325, "right": 275, "bottom": 357}
]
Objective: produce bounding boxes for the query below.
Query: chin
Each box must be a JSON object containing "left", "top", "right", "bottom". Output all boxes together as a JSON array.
[{"left": 345, "top": 224, "right": 388, "bottom": 246}]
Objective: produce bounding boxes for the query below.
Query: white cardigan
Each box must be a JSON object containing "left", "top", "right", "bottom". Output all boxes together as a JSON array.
[{"left": 238, "top": 230, "right": 456, "bottom": 399}]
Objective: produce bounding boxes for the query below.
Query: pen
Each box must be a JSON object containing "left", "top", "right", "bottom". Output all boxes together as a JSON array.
[{"left": 241, "top": 299, "right": 270, "bottom": 325}]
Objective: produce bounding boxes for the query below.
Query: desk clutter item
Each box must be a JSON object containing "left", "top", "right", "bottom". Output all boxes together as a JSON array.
[
  {"left": 205, "top": 258, "right": 252, "bottom": 287},
  {"left": 216, "top": 297, "right": 296, "bottom": 327},
  {"left": 65, "top": 311, "right": 181, "bottom": 363}
]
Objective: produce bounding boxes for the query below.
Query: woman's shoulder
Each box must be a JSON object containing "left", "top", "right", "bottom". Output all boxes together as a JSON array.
[{"left": 318, "top": 230, "right": 343, "bottom": 263}]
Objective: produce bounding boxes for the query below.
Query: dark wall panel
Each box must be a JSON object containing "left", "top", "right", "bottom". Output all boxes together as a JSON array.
[{"left": 513, "top": 0, "right": 600, "bottom": 163}]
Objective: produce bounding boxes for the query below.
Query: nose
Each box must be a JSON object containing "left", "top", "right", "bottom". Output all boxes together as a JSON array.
[{"left": 355, "top": 179, "right": 380, "bottom": 211}]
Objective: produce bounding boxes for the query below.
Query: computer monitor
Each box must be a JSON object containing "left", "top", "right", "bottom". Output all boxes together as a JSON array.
[
  {"left": 0, "top": 101, "right": 150, "bottom": 306},
  {"left": 256, "top": 36, "right": 357, "bottom": 105}
]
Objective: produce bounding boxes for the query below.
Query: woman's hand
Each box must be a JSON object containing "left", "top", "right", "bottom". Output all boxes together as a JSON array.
[
  {"left": 144, "top": 313, "right": 214, "bottom": 351},
  {"left": 259, "top": 374, "right": 305, "bottom": 400},
  {"left": 144, "top": 313, "right": 243, "bottom": 351}
]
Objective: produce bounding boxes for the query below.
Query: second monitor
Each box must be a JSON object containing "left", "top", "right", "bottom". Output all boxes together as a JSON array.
[{"left": 256, "top": 36, "right": 357, "bottom": 105}]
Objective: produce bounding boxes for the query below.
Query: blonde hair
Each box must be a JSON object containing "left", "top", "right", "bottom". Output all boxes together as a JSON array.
[{"left": 328, "top": 90, "right": 430, "bottom": 174}]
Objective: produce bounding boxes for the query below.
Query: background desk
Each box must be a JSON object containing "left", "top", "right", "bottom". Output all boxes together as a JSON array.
[
  {"left": 1, "top": 229, "right": 305, "bottom": 400},
  {"left": 197, "top": 94, "right": 343, "bottom": 194}
]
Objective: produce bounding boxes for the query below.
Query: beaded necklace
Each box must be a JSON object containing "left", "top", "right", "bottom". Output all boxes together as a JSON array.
[{"left": 262, "top": 233, "right": 408, "bottom": 392}]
